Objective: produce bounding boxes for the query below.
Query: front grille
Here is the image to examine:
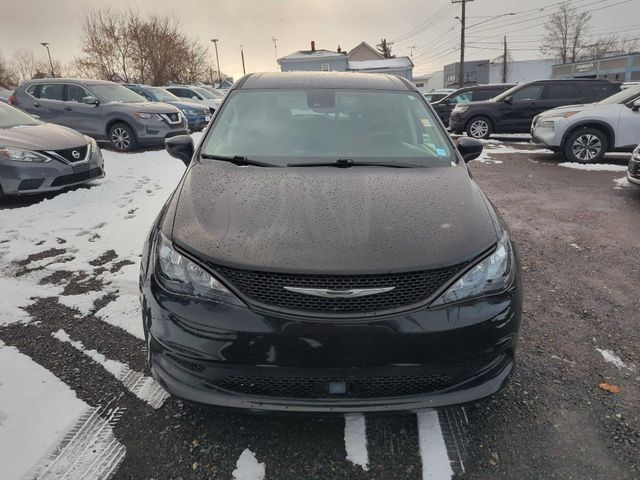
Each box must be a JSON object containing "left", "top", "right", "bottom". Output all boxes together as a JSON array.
[
  {"left": 18, "top": 178, "right": 45, "bottom": 190},
  {"left": 217, "top": 373, "right": 456, "bottom": 398},
  {"left": 50, "top": 145, "right": 89, "bottom": 163},
  {"left": 51, "top": 168, "right": 103, "bottom": 187},
  {"left": 213, "top": 263, "right": 467, "bottom": 315}
]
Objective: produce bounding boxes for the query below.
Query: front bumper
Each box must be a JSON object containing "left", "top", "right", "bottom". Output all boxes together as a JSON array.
[
  {"left": 449, "top": 114, "right": 466, "bottom": 134},
  {"left": 186, "top": 114, "right": 210, "bottom": 132},
  {"left": 135, "top": 117, "right": 189, "bottom": 146},
  {"left": 0, "top": 146, "right": 105, "bottom": 196},
  {"left": 141, "top": 271, "right": 522, "bottom": 413},
  {"left": 627, "top": 153, "right": 640, "bottom": 187}
]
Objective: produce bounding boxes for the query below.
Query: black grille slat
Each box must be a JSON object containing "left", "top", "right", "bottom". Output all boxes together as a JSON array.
[
  {"left": 213, "top": 263, "right": 467, "bottom": 315},
  {"left": 51, "top": 168, "right": 103, "bottom": 187},
  {"left": 50, "top": 145, "right": 88, "bottom": 163}
]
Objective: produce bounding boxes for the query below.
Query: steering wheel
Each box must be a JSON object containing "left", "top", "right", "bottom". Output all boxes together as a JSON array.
[{"left": 363, "top": 131, "right": 403, "bottom": 145}]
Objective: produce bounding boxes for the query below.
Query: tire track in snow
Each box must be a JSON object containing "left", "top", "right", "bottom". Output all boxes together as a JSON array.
[
  {"left": 52, "top": 329, "right": 169, "bottom": 409},
  {"left": 26, "top": 403, "right": 126, "bottom": 480}
]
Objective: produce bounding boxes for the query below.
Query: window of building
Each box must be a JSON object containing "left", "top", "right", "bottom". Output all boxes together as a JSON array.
[{"left": 321, "top": 64, "right": 330, "bottom": 72}]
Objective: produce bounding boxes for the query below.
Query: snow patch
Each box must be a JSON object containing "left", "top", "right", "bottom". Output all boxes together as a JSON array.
[
  {"left": 597, "top": 349, "right": 634, "bottom": 371},
  {"left": 558, "top": 162, "right": 628, "bottom": 172},
  {"left": 0, "top": 341, "right": 87, "bottom": 479},
  {"left": 232, "top": 448, "right": 266, "bottom": 480},
  {"left": 0, "top": 276, "right": 62, "bottom": 326},
  {"left": 52, "top": 329, "right": 169, "bottom": 408},
  {"left": 344, "top": 413, "right": 369, "bottom": 471},
  {"left": 58, "top": 290, "right": 104, "bottom": 317},
  {"left": 613, "top": 177, "right": 630, "bottom": 189},
  {"left": 417, "top": 411, "right": 453, "bottom": 480}
]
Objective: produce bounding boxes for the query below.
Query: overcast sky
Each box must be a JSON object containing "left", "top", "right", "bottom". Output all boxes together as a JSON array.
[{"left": 0, "top": 0, "right": 636, "bottom": 80}]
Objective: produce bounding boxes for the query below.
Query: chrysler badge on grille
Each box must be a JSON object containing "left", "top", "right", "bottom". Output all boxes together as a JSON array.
[{"left": 283, "top": 286, "right": 395, "bottom": 298}]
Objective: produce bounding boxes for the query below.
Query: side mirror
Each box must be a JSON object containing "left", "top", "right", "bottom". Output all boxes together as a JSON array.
[
  {"left": 503, "top": 96, "right": 513, "bottom": 105},
  {"left": 165, "top": 135, "right": 194, "bottom": 167},
  {"left": 457, "top": 137, "right": 484, "bottom": 162},
  {"left": 632, "top": 99, "right": 640, "bottom": 112},
  {"left": 83, "top": 96, "right": 99, "bottom": 105}
]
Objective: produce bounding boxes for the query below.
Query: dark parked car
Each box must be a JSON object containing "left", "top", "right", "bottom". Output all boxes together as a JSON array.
[
  {"left": 0, "top": 102, "right": 104, "bottom": 200},
  {"left": 140, "top": 72, "right": 522, "bottom": 413},
  {"left": 431, "top": 84, "right": 516, "bottom": 127},
  {"left": 123, "top": 84, "right": 211, "bottom": 132},
  {"left": 449, "top": 79, "right": 621, "bottom": 139},
  {"left": 10, "top": 79, "right": 188, "bottom": 151},
  {"left": 628, "top": 145, "right": 640, "bottom": 187}
]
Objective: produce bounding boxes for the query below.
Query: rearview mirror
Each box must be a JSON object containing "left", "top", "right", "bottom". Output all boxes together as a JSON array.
[
  {"left": 165, "top": 135, "right": 194, "bottom": 167},
  {"left": 633, "top": 99, "right": 640, "bottom": 112},
  {"left": 503, "top": 96, "right": 513, "bottom": 105},
  {"left": 82, "top": 96, "right": 99, "bottom": 105},
  {"left": 457, "top": 137, "right": 484, "bottom": 162}
]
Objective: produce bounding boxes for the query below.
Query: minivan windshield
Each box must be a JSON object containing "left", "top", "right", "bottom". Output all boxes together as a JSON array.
[
  {"left": 596, "top": 84, "right": 640, "bottom": 105},
  {"left": 201, "top": 89, "right": 454, "bottom": 167},
  {"left": 193, "top": 87, "right": 218, "bottom": 100},
  {"left": 0, "top": 102, "right": 40, "bottom": 128},
  {"left": 89, "top": 84, "right": 147, "bottom": 103}
]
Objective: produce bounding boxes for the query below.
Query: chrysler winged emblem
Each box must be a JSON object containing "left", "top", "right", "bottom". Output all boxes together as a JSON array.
[{"left": 283, "top": 286, "right": 395, "bottom": 298}]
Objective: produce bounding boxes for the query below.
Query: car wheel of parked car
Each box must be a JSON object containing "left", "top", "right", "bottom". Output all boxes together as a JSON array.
[
  {"left": 564, "top": 128, "right": 608, "bottom": 163},
  {"left": 109, "top": 123, "right": 138, "bottom": 152},
  {"left": 466, "top": 117, "right": 492, "bottom": 140}
]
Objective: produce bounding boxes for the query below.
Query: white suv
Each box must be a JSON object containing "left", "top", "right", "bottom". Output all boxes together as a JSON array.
[{"left": 531, "top": 85, "right": 640, "bottom": 163}]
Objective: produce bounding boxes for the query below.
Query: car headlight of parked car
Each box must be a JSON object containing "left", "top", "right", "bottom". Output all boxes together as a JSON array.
[
  {"left": 453, "top": 105, "right": 469, "bottom": 113},
  {"left": 156, "top": 234, "right": 245, "bottom": 306},
  {"left": 83, "top": 135, "right": 98, "bottom": 154},
  {"left": 0, "top": 146, "right": 51, "bottom": 163},
  {"left": 134, "top": 112, "right": 162, "bottom": 120},
  {"left": 537, "top": 120, "right": 555, "bottom": 130},
  {"left": 183, "top": 109, "right": 201, "bottom": 116},
  {"left": 431, "top": 233, "right": 515, "bottom": 306}
]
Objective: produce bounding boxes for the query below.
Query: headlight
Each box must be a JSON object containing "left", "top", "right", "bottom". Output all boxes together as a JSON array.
[
  {"left": 0, "top": 147, "right": 51, "bottom": 163},
  {"left": 155, "top": 234, "right": 244, "bottom": 306},
  {"left": 83, "top": 135, "right": 98, "bottom": 155},
  {"left": 537, "top": 120, "right": 555, "bottom": 130},
  {"left": 453, "top": 105, "right": 469, "bottom": 113},
  {"left": 134, "top": 112, "right": 161, "bottom": 120},
  {"left": 184, "top": 109, "right": 200, "bottom": 115},
  {"left": 431, "top": 233, "right": 515, "bottom": 307}
]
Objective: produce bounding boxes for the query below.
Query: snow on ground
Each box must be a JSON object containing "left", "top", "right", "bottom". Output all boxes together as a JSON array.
[
  {"left": 344, "top": 413, "right": 369, "bottom": 471},
  {"left": 0, "top": 135, "right": 205, "bottom": 337},
  {"left": 597, "top": 348, "right": 635, "bottom": 371},
  {"left": 558, "top": 162, "right": 628, "bottom": 172},
  {"left": 232, "top": 449, "right": 266, "bottom": 480},
  {"left": 613, "top": 177, "right": 631, "bottom": 189},
  {"left": 0, "top": 341, "right": 87, "bottom": 479}
]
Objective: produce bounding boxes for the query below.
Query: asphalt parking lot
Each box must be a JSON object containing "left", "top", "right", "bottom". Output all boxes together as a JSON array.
[{"left": 1, "top": 137, "right": 639, "bottom": 479}]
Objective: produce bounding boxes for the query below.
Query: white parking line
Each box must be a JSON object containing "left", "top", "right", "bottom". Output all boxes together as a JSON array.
[
  {"left": 344, "top": 413, "right": 369, "bottom": 471},
  {"left": 417, "top": 411, "right": 453, "bottom": 480},
  {"left": 52, "top": 329, "right": 169, "bottom": 409}
]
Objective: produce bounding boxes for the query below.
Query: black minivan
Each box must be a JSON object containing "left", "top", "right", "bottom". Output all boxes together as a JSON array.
[
  {"left": 140, "top": 72, "right": 522, "bottom": 413},
  {"left": 449, "top": 79, "right": 620, "bottom": 139},
  {"left": 431, "top": 84, "right": 515, "bottom": 127}
]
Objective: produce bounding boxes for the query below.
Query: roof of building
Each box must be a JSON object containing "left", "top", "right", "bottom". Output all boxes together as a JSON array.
[
  {"left": 238, "top": 72, "right": 412, "bottom": 91},
  {"left": 348, "top": 57, "right": 414, "bottom": 71},
  {"left": 347, "top": 42, "right": 384, "bottom": 60},
  {"left": 278, "top": 49, "right": 346, "bottom": 63}
]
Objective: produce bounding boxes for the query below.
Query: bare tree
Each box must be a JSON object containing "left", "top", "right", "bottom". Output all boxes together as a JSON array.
[
  {"left": 541, "top": 1, "right": 591, "bottom": 64},
  {"left": 585, "top": 34, "right": 619, "bottom": 59},
  {"left": 11, "top": 48, "right": 37, "bottom": 82},
  {"left": 0, "top": 52, "right": 17, "bottom": 88}
]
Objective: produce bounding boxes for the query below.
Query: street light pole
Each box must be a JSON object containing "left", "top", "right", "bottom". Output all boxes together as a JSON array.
[
  {"left": 240, "top": 45, "right": 246, "bottom": 75},
  {"left": 211, "top": 39, "right": 222, "bottom": 87},
  {"left": 40, "top": 42, "right": 55, "bottom": 78}
]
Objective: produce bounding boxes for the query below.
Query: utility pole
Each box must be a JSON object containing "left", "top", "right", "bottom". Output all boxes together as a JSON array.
[
  {"left": 240, "top": 45, "right": 246, "bottom": 75},
  {"left": 503, "top": 36, "right": 508, "bottom": 84},
  {"left": 40, "top": 42, "right": 54, "bottom": 78},
  {"left": 272, "top": 37, "right": 279, "bottom": 69},
  {"left": 211, "top": 39, "right": 222, "bottom": 87},
  {"left": 407, "top": 45, "right": 417, "bottom": 58},
  {"left": 452, "top": 0, "right": 473, "bottom": 88}
]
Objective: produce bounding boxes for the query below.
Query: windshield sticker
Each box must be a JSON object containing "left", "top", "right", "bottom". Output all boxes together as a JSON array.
[{"left": 437, "top": 148, "right": 447, "bottom": 156}]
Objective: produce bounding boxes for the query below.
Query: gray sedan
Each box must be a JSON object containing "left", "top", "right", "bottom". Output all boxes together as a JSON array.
[{"left": 0, "top": 102, "right": 104, "bottom": 199}]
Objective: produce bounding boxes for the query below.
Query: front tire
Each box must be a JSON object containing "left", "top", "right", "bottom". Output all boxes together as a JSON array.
[
  {"left": 109, "top": 123, "right": 138, "bottom": 152},
  {"left": 564, "top": 128, "right": 607, "bottom": 163},
  {"left": 466, "top": 117, "right": 492, "bottom": 140}
]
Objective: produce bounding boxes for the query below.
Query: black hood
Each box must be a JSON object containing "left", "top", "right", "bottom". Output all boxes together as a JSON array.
[{"left": 171, "top": 163, "right": 499, "bottom": 274}]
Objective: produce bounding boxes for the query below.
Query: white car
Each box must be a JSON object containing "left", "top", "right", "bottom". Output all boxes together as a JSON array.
[
  {"left": 164, "top": 86, "right": 222, "bottom": 113},
  {"left": 531, "top": 85, "right": 640, "bottom": 163}
]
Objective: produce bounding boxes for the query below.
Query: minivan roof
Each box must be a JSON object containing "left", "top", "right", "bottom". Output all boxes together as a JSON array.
[{"left": 237, "top": 72, "right": 413, "bottom": 91}]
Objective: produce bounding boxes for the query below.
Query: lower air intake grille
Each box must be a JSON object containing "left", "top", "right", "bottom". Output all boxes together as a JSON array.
[
  {"left": 18, "top": 178, "right": 45, "bottom": 191},
  {"left": 51, "top": 168, "right": 103, "bottom": 187},
  {"left": 217, "top": 374, "right": 456, "bottom": 399},
  {"left": 212, "top": 262, "right": 467, "bottom": 315}
]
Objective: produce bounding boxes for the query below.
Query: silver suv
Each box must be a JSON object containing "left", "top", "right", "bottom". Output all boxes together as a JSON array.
[
  {"left": 11, "top": 79, "right": 188, "bottom": 151},
  {"left": 532, "top": 84, "right": 640, "bottom": 163}
]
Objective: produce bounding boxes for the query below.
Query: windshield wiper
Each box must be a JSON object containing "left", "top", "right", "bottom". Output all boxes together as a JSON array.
[
  {"left": 286, "top": 158, "right": 418, "bottom": 168},
  {"left": 200, "top": 154, "right": 276, "bottom": 167}
]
